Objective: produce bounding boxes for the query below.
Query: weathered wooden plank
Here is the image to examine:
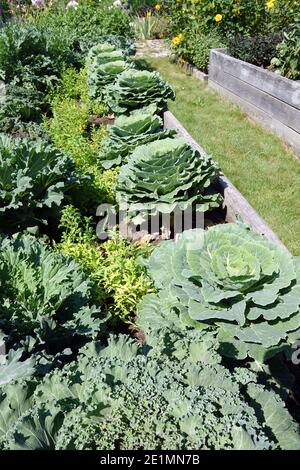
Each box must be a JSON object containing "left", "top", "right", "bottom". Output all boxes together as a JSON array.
[
  {"left": 209, "top": 79, "right": 300, "bottom": 156},
  {"left": 210, "top": 49, "right": 300, "bottom": 111},
  {"left": 209, "top": 64, "right": 300, "bottom": 134},
  {"left": 163, "top": 110, "right": 290, "bottom": 253}
]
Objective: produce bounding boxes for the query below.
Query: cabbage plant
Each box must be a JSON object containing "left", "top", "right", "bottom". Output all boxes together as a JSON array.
[
  {"left": 88, "top": 60, "right": 130, "bottom": 99},
  {"left": 98, "top": 106, "right": 176, "bottom": 168},
  {"left": 138, "top": 223, "right": 300, "bottom": 362},
  {"left": 116, "top": 138, "right": 222, "bottom": 221},
  {"left": 0, "top": 234, "right": 104, "bottom": 362},
  {"left": 0, "top": 134, "right": 84, "bottom": 231},
  {"left": 2, "top": 335, "right": 299, "bottom": 450},
  {"left": 104, "top": 69, "right": 175, "bottom": 114},
  {"left": 86, "top": 44, "right": 124, "bottom": 66}
]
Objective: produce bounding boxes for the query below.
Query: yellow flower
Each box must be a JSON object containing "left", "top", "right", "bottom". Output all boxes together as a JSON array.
[
  {"left": 214, "top": 14, "right": 223, "bottom": 23},
  {"left": 146, "top": 10, "right": 152, "bottom": 17},
  {"left": 266, "top": 0, "right": 275, "bottom": 9},
  {"left": 155, "top": 4, "right": 161, "bottom": 11},
  {"left": 172, "top": 35, "right": 183, "bottom": 46}
]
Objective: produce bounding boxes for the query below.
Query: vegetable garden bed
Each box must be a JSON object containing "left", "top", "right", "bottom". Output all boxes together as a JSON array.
[{"left": 0, "top": 0, "right": 300, "bottom": 452}]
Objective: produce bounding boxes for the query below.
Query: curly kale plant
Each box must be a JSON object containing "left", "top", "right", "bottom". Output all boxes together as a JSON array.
[
  {"left": 0, "top": 84, "right": 47, "bottom": 135},
  {"left": 0, "top": 235, "right": 104, "bottom": 364},
  {"left": 116, "top": 138, "right": 222, "bottom": 221},
  {"left": 98, "top": 106, "right": 176, "bottom": 169},
  {"left": 0, "top": 134, "right": 85, "bottom": 231},
  {"left": 2, "top": 335, "right": 300, "bottom": 450},
  {"left": 138, "top": 223, "right": 300, "bottom": 362},
  {"left": 104, "top": 69, "right": 175, "bottom": 114}
]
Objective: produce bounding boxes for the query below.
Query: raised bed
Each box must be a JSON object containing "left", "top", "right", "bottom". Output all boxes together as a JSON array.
[
  {"left": 174, "top": 56, "right": 208, "bottom": 82},
  {"left": 208, "top": 48, "right": 300, "bottom": 156},
  {"left": 163, "top": 110, "right": 290, "bottom": 254}
]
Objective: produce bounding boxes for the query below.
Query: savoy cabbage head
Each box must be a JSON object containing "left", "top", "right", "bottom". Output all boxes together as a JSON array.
[
  {"left": 138, "top": 223, "right": 300, "bottom": 362},
  {"left": 104, "top": 69, "right": 175, "bottom": 114},
  {"left": 98, "top": 106, "right": 176, "bottom": 169},
  {"left": 0, "top": 134, "right": 85, "bottom": 232},
  {"left": 0, "top": 234, "right": 104, "bottom": 364},
  {"left": 1, "top": 335, "right": 299, "bottom": 450},
  {"left": 116, "top": 138, "right": 222, "bottom": 221}
]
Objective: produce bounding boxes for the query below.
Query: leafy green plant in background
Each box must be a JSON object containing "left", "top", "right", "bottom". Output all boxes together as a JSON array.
[
  {"left": 31, "top": 0, "right": 134, "bottom": 64},
  {"left": 167, "top": 0, "right": 297, "bottom": 39},
  {"left": 0, "top": 234, "right": 105, "bottom": 366},
  {"left": 99, "top": 105, "right": 176, "bottom": 168},
  {"left": 49, "top": 67, "right": 118, "bottom": 209},
  {"left": 271, "top": 19, "right": 300, "bottom": 80},
  {"left": 0, "top": 84, "right": 48, "bottom": 137},
  {"left": 138, "top": 223, "right": 300, "bottom": 362},
  {"left": 133, "top": 14, "right": 161, "bottom": 40},
  {"left": 55, "top": 205, "right": 153, "bottom": 324},
  {"left": 1, "top": 335, "right": 300, "bottom": 450},
  {"left": 167, "top": 0, "right": 300, "bottom": 78},
  {"left": 0, "top": 134, "right": 85, "bottom": 232},
  {"left": 172, "top": 29, "right": 226, "bottom": 74},
  {"left": 0, "top": 22, "right": 60, "bottom": 92},
  {"left": 116, "top": 138, "right": 222, "bottom": 222},
  {"left": 228, "top": 32, "right": 284, "bottom": 68},
  {"left": 104, "top": 68, "right": 175, "bottom": 114}
]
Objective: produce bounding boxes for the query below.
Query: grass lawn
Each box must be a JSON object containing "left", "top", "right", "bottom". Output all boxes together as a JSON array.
[{"left": 145, "top": 57, "right": 300, "bottom": 255}]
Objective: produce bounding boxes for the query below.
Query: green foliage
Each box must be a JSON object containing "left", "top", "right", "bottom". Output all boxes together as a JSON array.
[
  {"left": 228, "top": 32, "right": 284, "bottom": 68},
  {"left": 173, "top": 29, "right": 226, "bottom": 73},
  {"left": 0, "top": 134, "right": 85, "bottom": 232},
  {"left": 168, "top": 0, "right": 298, "bottom": 39},
  {"left": 138, "top": 223, "right": 300, "bottom": 362},
  {"left": 271, "top": 19, "right": 300, "bottom": 80},
  {"left": 1, "top": 335, "right": 300, "bottom": 450},
  {"left": 32, "top": 1, "right": 134, "bottom": 63},
  {"left": 55, "top": 205, "right": 153, "bottom": 324},
  {"left": 104, "top": 69, "right": 175, "bottom": 114},
  {"left": 0, "top": 21, "right": 66, "bottom": 130},
  {"left": 0, "top": 22, "right": 60, "bottom": 92},
  {"left": 116, "top": 138, "right": 222, "bottom": 222},
  {"left": 0, "top": 83, "right": 48, "bottom": 136},
  {"left": 99, "top": 105, "right": 176, "bottom": 168},
  {"left": 0, "top": 349, "right": 35, "bottom": 387},
  {"left": 133, "top": 15, "right": 163, "bottom": 41},
  {"left": 87, "top": 43, "right": 131, "bottom": 99},
  {"left": 49, "top": 67, "right": 118, "bottom": 209},
  {"left": 0, "top": 234, "right": 104, "bottom": 364}
]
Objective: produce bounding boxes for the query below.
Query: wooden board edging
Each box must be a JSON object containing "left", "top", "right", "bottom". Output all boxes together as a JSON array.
[
  {"left": 163, "top": 110, "right": 290, "bottom": 254},
  {"left": 174, "top": 56, "right": 208, "bottom": 82},
  {"left": 208, "top": 49, "right": 300, "bottom": 157}
]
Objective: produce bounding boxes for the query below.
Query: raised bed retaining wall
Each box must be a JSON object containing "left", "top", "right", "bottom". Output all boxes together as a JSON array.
[
  {"left": 164, "top": 110, "right": 290, "bottom": 254},
  {"left": 208, "top": 48, "right": 300, "bottom": 156}
]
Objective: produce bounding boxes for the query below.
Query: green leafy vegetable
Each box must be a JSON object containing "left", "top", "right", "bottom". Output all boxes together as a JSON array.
[
  {"left": 99, "top": 106, "right": 176, "bottom": 169},
  {"left": 138, "top": 223, "right": 300, "bottom": 362},
  {"left": 116, "top": 138, "right": 222, "bottom": 222},
  {"left": 0, "top": 134, "right": 85, "bottom": 231},
  {"left": 0, "top": 234, "right": 104, "bottom": 363},
  {"left": 2, "top": 334, "right": 299, "bottom": 450},
  {"left": 104, "top": 69, "right": 175, "bottom": 114}
]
